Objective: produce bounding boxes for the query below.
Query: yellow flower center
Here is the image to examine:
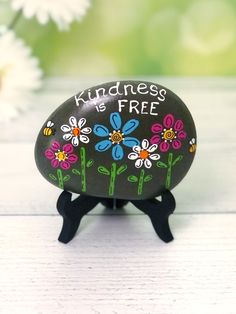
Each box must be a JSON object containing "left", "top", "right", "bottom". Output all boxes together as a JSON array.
[
  {"left": 139, "top": 150, "right": 149, "bottom": 160},
  {"left": 162, "top": 128, "right": 175, "bottom": 141},
  {"left": 72, "top": 127, "right": 80, "bottom": 137},
  {"left": 110, "top": 131, "right": 123, "bottom": 144},
  {"left": 55, "top": 151, "right": 67, "bottom": 162}
]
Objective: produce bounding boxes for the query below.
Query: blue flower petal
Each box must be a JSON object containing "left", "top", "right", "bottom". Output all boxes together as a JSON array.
[
  {"left": 122, "top": 119, "right": 139, "bottom": 135},
  {"left": 110, "top": 112, "right": 122, "bottom": 130},
  {"left": 112, "top": 144, "right": 124, "bottom": 160},
  {"left": 93, "top": 124, "right": 109, "bottom": 137},
  {"left": 123, "top": 137, "right": 140, "bottom": 148},
  {"left": 95, "top": 140, "right": 112, "bottom": 152}
]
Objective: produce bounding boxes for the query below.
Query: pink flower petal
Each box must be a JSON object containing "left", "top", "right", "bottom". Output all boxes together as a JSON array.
[
  {"left": 163, "top": 114, "right": 174, "bottom": 128},
  {"left": 178, "top": 130, "right": 187, "bottom": 140},
  {"left": 172, "top": 140, "right": 181, "bottom": 150},
  {"left": 151, "top": 123, "right": 163, "bottom": 133},
  {"left": 150, "top": 135, "right": 161, "bottom": 145},
  {"left": 45, "top": 149, "right": 54, "bottom": 160},
  {"left": 63, "top": 143, "right": 73, "bottom": 154},
  {"left": 174, "top": 120, "right": 184, "bottom": 131},
  {"left": 160, "top": 141, "right": 170, "bottom": 152},
  {"left": 51, "top": 158, "right": 59, "bottom": 168},
  {"left": 51, "top": 141, "right": 60, "bottom": 151},
  {"left": 67, "top": 154, "right": 78, "bottom": 164},
  {"left": 61, "top": 161, "right": 70, "bottom": 170}
]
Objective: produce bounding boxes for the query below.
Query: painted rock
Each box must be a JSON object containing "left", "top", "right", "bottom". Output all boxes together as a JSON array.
[{"left": 35, "top": 81, "right": 197, "bottom": 200}]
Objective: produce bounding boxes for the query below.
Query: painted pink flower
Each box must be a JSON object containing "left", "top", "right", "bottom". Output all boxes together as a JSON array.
[
  {"left": 150, "top": 114, "right": 187, "bottom": 152},
  {"left": 45, "top": 141, "right": 78, "bottom": 170}
]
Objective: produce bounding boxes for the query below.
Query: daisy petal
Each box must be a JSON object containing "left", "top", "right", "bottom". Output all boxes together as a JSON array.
[
  {"left": 149, "top": 154, "right": 160, "bottom": 160},
  {"left": 128, "top": 152, "right": 138, "bottom": 160},
  {"left": 144, "top": 158, "right": 152, "bottom": 168},
  {"left": 63, "top": 133, "right": 72, "bottom": 141},
  {"left": 122, "top": 119, "right": 139, "bottom": 135},
  {"left": 80, "top": 134, "right": 89, "bottom": 144},
  {"left": 45, "top": 149, "right": 54, "bottom": 160},
  {"left": 178, "top": 131, "right": 187, "bottom": 140},
  {"left": 110, "top": 112, "right": 121, "bottom": 130},
  {"left": 69, "top": 116, "right": 77, "bottom": 127},
  {"left": 150, "top": 135, "right": 161, "bottom": 145},
  {"left": 72, "top": 136, "right": 79, "bottom": 147},
  {"left": 147, "top": 144, "right": 158, "bottom": 153},
  {"left": 67, "top": 154, "right": 78, "bottom": 164},
  {"left": 135, "top": 159, "right": 143, "bottom": 168},
  {"left": 163, "top": 114, "right": 174, "bottom": 128},
  {"left": 123, "top": 137, "right": 140, "bottom": 148},
  {"left": 93, "top": 125, "right": 109, "bottom": 137},
  {"left": 160, "top": 141, "right": 170, "bottom": 152},
  {"left": 172, "top": 140, "right": 182, "bottom": 150},
  {"left": 62, "top": 144, "right": 73, "bottom": 154},
  {"left": 112, "top": 144, "right": 124, "bottom": 160},
  {"left": 51, "top": 141, "right": 60, "bottom": 151},
  {"left": 95, "top": 140, "right": 112, "bottom": 152},
  {"left": 61, "top": 124, "right": 71, "bottom": 132},
  {"left": 141, "top": 139, "right": 149, "bottom": 149},
  {"left": 61, "top": 161, "right": 70, "bottom": 170},
  {"left": 174, "top": 120, "right": 184, "bottom": 131},
  {"left": 151, "top": 123, "right": 163, "bottom": 133},
  {"left": 78, "top": 118, "right": 86, "bottom": 128},
  {"left": 51, "top": 159, "right": 59, "bottom": 168},
  {"left": 81, "top": 127, "right": 92, "bottom": 134},
  {"left": 133, "top": 146, "right": 141, "bottom": 153}
]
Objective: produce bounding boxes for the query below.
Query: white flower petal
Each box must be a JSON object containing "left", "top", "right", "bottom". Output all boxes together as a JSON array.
[
  {"left": 78, "top": 117, "right": 86, "bottom": 128},
  {"left": 79, "top": 134, "right": 89, "bottom": 144},
  {"left": 69, "top": 116, "right": 77, "bottom": 127},
  {"left": 81, "top": 126, "right": 91, "bottom": 134},
  {"left": 72, "top": 136, "right": 79, "bottom": 146},
  {"left": 61, "top": 124, "right": 71, "bottom": 132},
  {"left": 142, "top": 139, "right": 149, "bottom": 149},
  {"left": 63, "top": 133, "right": 72, "bottom": 141},
  {"left": 149, "top": 154, "right": 160, "bottom": 160},
  {"left": 135, "top": 159, "right": 143, "bottom": 168},
  {"left": 147, "top": 144, "right": 158, "bottom": 153},
  {"left": 144, "top": 158, "right": 152, "bottom": 168},
  {"left": 128, "top": 152, "right": 138, "bottom": 160},
  {"left": 133, "top": 146, "right": 141, "bottom": 153}
]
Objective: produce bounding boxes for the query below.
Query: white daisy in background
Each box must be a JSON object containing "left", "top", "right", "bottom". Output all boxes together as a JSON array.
[
  {"left": 11, "top": 0, "right": 91, "bottom": 30},
  {"left": 0, "top": 30, "right": 42, "bottom": 122},
  {"left": 61, "top": 116, "right": 92, "bottom": 147},
  {"left": 128, "top": 139, "right": 160, "bottom": 169}
]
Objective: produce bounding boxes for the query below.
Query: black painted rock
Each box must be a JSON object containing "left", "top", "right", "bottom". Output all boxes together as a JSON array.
[{"left": 35, "top": 81, "right": 197, "bottom": 200}]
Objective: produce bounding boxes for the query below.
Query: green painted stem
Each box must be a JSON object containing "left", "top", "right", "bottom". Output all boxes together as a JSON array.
[
  {"left": 166, "top": 153, "right": 173, "bottom": 189},
  {"left": 138, "top": 169, "right": 145, "bottom": 195},
  {"left": 80, "top": 147, "right": 86, "bottom": 192},
  {"left": 109, "top": 163, "right": 117, "bottom": 196},
  {"left": 57, "top": 169, "right": 64, "bottom": 189}
]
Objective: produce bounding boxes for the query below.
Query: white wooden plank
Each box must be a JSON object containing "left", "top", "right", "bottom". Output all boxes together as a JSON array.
[
  {"left": 0, "top": 214, "right": 235, "bottom": 314},
  {"left": 0, "top": 142, "right": 235, "bottom": 215}
]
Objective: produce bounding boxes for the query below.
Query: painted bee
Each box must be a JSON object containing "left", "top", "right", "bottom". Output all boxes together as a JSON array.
[
  {"left": 189, "top": 138, "right": 196, "bottom": 153},
  {"left": 43, "top": 120, "right": 55, "bottom": 136}
]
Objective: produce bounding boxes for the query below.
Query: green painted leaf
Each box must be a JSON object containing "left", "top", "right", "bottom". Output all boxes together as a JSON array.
[
  {"left": 128, "top": 175, "right": 138, "bottom": 183},
  {"left": 172, "top": 155, "right": 183, "bottom": 166},
  {"left": 144, "top": 175, "right": 152, "bottom": 182},
  {"left": 72, "top": 169, "right": 81, "bottom": 176},
  {"left": 98, "top": 166, "right": 110, "bottom": 175},
  {"left": 156, "top": 161, "right": 167, "bottom": 168},
  {"left": 117, "top": 164, "right": 127, "bottom": 175},
  {"left": 86, "top": 159, "right": 94, "bottom": 168},
  {"left": 63, "top": 175, "right": 70, "bottom": 182},
  {"left": 49, "top": 174, "right": 57, "bottom": 181}
]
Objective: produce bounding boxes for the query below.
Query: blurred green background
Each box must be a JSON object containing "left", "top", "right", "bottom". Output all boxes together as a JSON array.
[{"left": 1, "top": 0, "right": 236, "bottom": 77}]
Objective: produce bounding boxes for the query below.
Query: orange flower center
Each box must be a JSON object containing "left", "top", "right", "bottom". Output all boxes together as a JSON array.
[
  {"left": 110, "top": 131, "right": 123, "bottom": 144},
  {"left": 55, "top": 151, "right": 67, "bottom": 162},
  {"left": 162, "top": 129, "right": 175, "bottom": 141},
  {"left": 72, "top": 127, "right": 80, "bottom": 137},
  {"left": 139, "top": 150, "right": 149, "bottom": 159}
]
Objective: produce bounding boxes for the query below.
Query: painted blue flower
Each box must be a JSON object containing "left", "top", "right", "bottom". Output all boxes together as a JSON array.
[{"left": 93, "top": 112, "right": 140, "bottom": 160}]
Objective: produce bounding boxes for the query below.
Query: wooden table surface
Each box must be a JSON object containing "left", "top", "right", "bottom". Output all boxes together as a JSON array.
[{"left": 0, "top": 78, "right": 235, "bottom": 314}]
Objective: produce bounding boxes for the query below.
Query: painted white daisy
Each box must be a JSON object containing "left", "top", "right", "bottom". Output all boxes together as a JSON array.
[
  {"left": 0, "top": 30, "right": 42, "bottom": 122},
  {"left": 61, "top": 116, "right": 92, "bottom": 147},
  {"left": 11, "top": 0, "right": 90, "bottom": 31},
  {"left": 128, "top": 139, "right": 160, "bottom": 169}
]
